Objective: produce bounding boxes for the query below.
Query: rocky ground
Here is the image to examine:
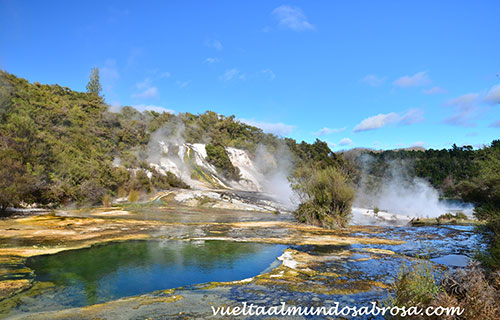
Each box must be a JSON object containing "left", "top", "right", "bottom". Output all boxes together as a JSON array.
[{"left": 0, "top": 190, "right": 483, "bottom": 319}]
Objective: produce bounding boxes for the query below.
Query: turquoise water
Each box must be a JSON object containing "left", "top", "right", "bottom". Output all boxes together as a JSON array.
[
  {"left": 24, "top": 240, "right": 286, "bottom": 308},
  {"left": 2, "top": 224, "right": 485, "bottom": 319}
]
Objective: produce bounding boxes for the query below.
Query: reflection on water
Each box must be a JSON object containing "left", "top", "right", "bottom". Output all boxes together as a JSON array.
[
  {"left": 23, "top": 240, "right": 286, "bottom": 308},
  {"left": 431, "top": 254, "right": 470, "bottom": 267},
  {"left": 1, "top": 214, "right": 486, "bottom": 319}
]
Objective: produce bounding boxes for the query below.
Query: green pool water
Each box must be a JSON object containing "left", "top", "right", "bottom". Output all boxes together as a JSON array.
[{"left": 19, "top": 240, "right": 285, "bottom": 309}]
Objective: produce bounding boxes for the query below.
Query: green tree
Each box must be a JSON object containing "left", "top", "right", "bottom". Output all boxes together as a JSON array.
[
  {"left": 86, "top": 67, "right": 102, "bottom": 97},
  {"left": 0, "top": 141, "right": 35, "bottom": 212}
]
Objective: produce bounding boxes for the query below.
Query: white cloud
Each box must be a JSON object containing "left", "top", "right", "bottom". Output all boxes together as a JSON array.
[
  {"left": 447, "top": 93, "right": 479, "bottom": 106},
  {"left": 176, "top": 80, "right": 190, "bottom": 89},
  {"left": 132, "top": 86, "right": 158, "bottom": 99},
  {"left": 361, "top": 74, "right": 386, "bottom": 87},
  {"left": 338, "top": 138, "right": 353, "bottom": 146},
  {"left": 399, "top": 108, "right": 424, "bottom": 125},
  {"left": 205, "top": 39, "right": 223, "bottom": 51},
  {"left": 132, "top": 77, "right": 160, "bottom": 99},
  {"left": 204, "top": 57, "right": 220, "bottom": 64},
  {"left": 353, "top": 109, "right": 423, "bottom": 132},
  {"left": 422, "top": 86, "right": 447, "bottom": 95},
  {"left": 354, "top": 113, "right": 399, "bottom": 132},
  {"left": 315, "top": 127, "right": 346, "bottom": 136},
  {"left": 485, "top": 84, "right": 500, "bottom": 104},
  {"left": 240, "top": 119, "right": 295, "bottom": 136},
  {"left": 260, "top": 69, "right": 276, "bottom": 80},
  {"left": 133, "top": 104, "right": 174, "bottom": 114},
  {"left": 442, "top": 84, "right": 499, "bottom": 126},
  {"left": 327, "top": 141, "right": 337, "bottom": 149},
  {"left": 136, "top": 78, "right": 152, "bottom": 90},
  {"left": 159, "top": 71, "right": 171, "bottom": 78},
  {"left": 393, "top": 71, "right": 431, "bottom": 88},
  {"left": 444, "top": 93, "right": 481, "bottom": 127},
  {"left": 220, "top": 69, "right": 245, "bottom": 81},
  {"left": 272, "top": 5, "right": 314, "bottom": 31}
]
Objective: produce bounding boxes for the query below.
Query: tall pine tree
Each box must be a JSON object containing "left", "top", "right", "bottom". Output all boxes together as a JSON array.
[{"left": 86, "top": 67, "right": 102, "bottom": 97}]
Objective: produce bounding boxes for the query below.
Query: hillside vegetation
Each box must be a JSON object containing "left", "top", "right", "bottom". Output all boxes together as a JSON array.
[{"left": 0, "top": 70, "right": 351, "bottom": 226}]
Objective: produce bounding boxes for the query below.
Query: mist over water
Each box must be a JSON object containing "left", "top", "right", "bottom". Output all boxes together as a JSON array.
[{"left": 355, "top": 154, "right": 473, "bottom": 218}]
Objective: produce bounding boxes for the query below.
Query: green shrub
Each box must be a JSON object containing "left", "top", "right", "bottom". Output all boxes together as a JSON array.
[
  {"left": 476, "top": 215, "right": 500, "bottom": 270},
  {"left": 128, "top": 190, "right": 139, "bottom": 203},
  {"left": 374, "top": 207, "right": 380, "bottom": 214},
  {"left": 438, "top": 212, "right": 468, "bottom": 221},
  {"left": 439, "top": 213, "right": 455, "bottom": 220},
  {"left": 150, "top": 168, "right": 170, "bottom": 190},
  {"left": 150, "top": 168, "right": 190, "bottom": 190},
  {"left": 196, "top": 195, "right": 216, "bottom": 207},
  {"left": 101, "top": 193, "right": 112, "bottom": 207},
  {"left": 165, "top": 171, "right": 190, "bottom": 189},
  {"left": 386, "top": 261, "right": 500, "bottom": 319},
  {"left": 384, "top": 260, "right": 441, "bottom": 319},
  {"left": 291, "top": 165, "right": 354, "bottom": 228},
  {"left": 117, "top": 186, "right": 127, "bottom": 198},
  {"left": 205, "top": 143, "right": 240, "bottom": 181},
  {"left": 455, "top": 211, "right": 467, "bottom": 220},
  {"left": 78, "top": 179, "right": 106, "bottom": 205},
  {"left": 130, "top": 170, "right": 152, "bottom": 193}
]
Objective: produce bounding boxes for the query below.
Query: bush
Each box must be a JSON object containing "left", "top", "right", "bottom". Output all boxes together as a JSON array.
[
  {"left": 130, "top": 170, "right": 152, "bottom": 193},
  {"left": 291, "top": 165, "right": 354, "bottom": 228},
  {"left": 196, "top": 195, "right": 217, "bottom": 207},
  {"left": 78, "top": 179, "right": 106, "bottom": 205},
  {"left": 150, "top": 168, "right": 190, "bottom": 190},
  {"left": 101, "top": 194, "right": 112, "bottom": 207},
  {"left": 476, "top": 215, "right": 500, "bottom": 270},
  {"left": 165, "top": 171, "right": 190, "bottom": 189},
  {"left": 117, "top": 186, "right": 127, "bottom": 198},
  {"left": 205, "top": 143, "right": 240, "bottom": 181},
  {"left": 385, "top": 261, "right": 500, "bottom": 320},
  {"left": 438, "top": 212, "right": 468, "bottom": 221},
  {"left": 128, "top": 190, "right": 139, "bottom": 203},
  {"left": 433, "top": 266, "right": 500, "bottom": 320},
  {"left": 385, "top": 260, "right": 441, "bottom": 314},
  {"left": 455, "top": 211, "right": 467, "bottom": 220},
  {"left": 150, "top": 168, "right": 170, "bottom": 190}
]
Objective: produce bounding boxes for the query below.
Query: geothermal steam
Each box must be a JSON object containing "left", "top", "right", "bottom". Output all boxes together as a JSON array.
[
  {"left": 143, "top": 122, "right": 297, "bottom": 209},
  {"left": 355, "top": 154, "right": 473, "bottom": 218}
]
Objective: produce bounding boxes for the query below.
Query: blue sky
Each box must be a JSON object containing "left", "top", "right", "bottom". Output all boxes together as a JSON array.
[{"left": 1, "top": 0, "right": 499, "bottom": 150}]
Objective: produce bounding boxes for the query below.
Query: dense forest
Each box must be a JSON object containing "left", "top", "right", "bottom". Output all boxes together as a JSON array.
[{"left": 0, "top": 70, "right": 346, "bottom": 211}]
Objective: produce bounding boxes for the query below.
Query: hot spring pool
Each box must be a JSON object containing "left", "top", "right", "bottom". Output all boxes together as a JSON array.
[{"left": 23, "top": 240, "right": 286, "bottom": 308}]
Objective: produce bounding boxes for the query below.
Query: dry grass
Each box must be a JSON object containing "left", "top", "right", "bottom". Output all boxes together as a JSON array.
[
  {"left": 386, "top": 261, "right": 500, "bottom": 320},
  {"left": 433, "top": 265, "right": 500, "bottom": 320}
]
